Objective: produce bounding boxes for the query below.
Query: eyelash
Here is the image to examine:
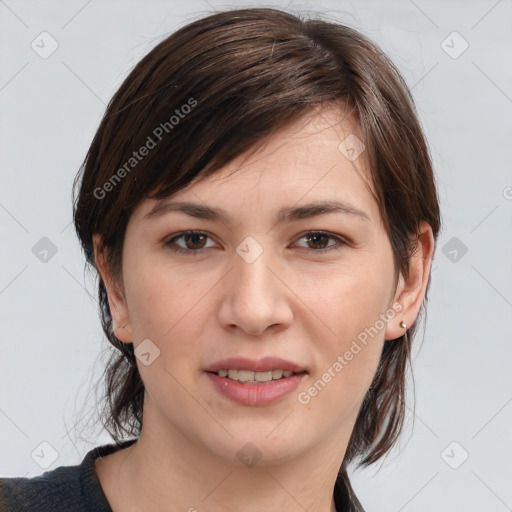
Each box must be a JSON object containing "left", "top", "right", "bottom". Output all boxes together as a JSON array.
[{"left": 164, "top": 230, "right": 348, "bottom": 255}]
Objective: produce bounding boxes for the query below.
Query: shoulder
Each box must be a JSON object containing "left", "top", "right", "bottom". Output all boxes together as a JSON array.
[
  {"left": 1, "top": 465, "right": 83, "bottom": 511},
  {"left": 0, "top": 439, "right": 137, "bottom": 512}
]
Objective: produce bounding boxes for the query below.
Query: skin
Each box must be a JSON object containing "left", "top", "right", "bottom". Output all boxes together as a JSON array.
[{"left": 92, "top": 107, "right": 434, "bottom": 512}]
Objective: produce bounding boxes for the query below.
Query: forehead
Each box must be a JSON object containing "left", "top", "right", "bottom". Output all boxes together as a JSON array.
[{"left": 134, "top": 107, "right": 379, "bottom": 225}]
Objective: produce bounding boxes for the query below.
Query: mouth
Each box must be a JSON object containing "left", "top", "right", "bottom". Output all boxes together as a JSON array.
[{"left": 203, "top": 357, "right": 308, "bottom": 406}]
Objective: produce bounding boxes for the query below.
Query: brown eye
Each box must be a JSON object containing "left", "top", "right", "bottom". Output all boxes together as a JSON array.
[
  {"left": 183, "top": 232, "right": 207, "bottom": 249},
  {"left": 295, "top": 231, "right": 347, "bottom": 254},
  {"left": 305, "top": 233, "right": 330, "bottom": 250},
  {"left": 165, "top": 230, "right": 214, "bottom": 254}
]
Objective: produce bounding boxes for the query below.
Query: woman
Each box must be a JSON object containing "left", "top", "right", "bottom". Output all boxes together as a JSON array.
[{"left": 0, "top": 7, "right": 440, "bottom": 511}]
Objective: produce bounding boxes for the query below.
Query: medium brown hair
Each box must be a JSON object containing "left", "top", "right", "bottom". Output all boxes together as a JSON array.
[{"left": 72, "top": 6, "right": 440, "bottom": 505}]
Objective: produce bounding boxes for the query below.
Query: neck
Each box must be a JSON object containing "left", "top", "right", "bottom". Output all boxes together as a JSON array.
[{"left": 97, "top": 402, "right": 353, "bottom": 512}]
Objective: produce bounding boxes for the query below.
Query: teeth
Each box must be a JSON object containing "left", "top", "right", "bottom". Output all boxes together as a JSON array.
[
  {"left": 272, "top": 369, "right": 283, "bottom": 379},
  {"left": 237, "top": 370, "right": 254, "bottom": 382},
  {"left": 255, "top": 371, "right": 273, "bottom": 382},
  {"left": 215, "top": 369, "right": 298, "bottom": 382}
]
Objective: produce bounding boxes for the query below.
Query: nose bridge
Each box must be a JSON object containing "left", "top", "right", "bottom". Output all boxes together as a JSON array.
[
  {"left": 220, "top": 234, "right": 292, "bottom": 335},
  {"left": 233, "top": 234, "right": 275, "bottom": 303}
]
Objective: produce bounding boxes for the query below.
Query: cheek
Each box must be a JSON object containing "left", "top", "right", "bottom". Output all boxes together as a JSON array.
[
  {"left": 123, "top": 252, "right": 203, "bottom": 333},
  {"left": 125, "top": 266, "right": 212, "bottom": 403},
  {"left": 299, "top": 258, "right": 392, "bottom": 343},
  {"left": 297, "top": 269, "right": 389, "bottom": 419},
  {"left": 295, "top": 258, "right": 393, "bottom": 405},
  {"left": 123, "top": 258, "right": 220, "bottom": 377}
]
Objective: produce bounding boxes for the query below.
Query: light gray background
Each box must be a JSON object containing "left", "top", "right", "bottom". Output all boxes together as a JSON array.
[{"left": 1, "top": 1, "right": 511, "bottom": 510}]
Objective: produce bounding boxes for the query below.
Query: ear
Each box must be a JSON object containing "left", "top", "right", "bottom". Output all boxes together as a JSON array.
[
  {"left": 385, "top": 221, "right": 435, "bottom": 341},
  {"left": 92, "top": 233, "right": 133, "bottom": 343}
]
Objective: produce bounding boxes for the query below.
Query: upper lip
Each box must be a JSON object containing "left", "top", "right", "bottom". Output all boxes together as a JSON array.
[{"left": 204, "top": 357, "right": 307, "bottom": 373}]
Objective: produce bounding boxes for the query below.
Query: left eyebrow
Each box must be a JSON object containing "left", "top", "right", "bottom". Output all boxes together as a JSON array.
[{"left": 143, "top": 199, "right": 371, "bottom": 223}]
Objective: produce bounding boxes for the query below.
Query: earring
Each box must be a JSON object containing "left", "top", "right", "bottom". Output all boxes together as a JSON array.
[{"left": 399, "top": 321, "right": 406, "bottom": 329}]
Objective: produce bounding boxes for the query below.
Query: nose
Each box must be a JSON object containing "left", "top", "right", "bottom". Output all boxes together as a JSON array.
[{"left": 217, "top": 241, "right": 293, "bottom": 337}]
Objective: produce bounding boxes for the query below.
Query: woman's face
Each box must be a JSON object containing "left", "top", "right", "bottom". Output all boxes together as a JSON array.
[{"left": 97, "top": 109, "right": 417, "bottom": 466}]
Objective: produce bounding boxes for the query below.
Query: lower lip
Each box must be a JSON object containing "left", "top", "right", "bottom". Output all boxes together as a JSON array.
[{"left": 205, "top": 372, "right": 307, "bottom": 406}]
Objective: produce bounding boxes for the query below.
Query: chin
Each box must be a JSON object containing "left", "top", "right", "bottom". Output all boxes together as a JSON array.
[{"left": 200, "top": 423, "right": 313, "bottom": 467}]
